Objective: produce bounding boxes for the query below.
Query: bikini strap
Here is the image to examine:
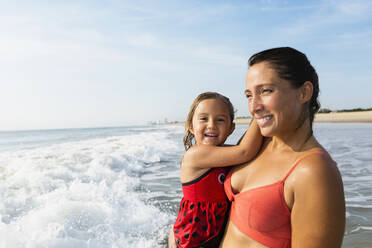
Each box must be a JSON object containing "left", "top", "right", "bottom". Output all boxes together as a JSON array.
[{"left": 282, "top": 151, "right": 330, "bottom": 182}]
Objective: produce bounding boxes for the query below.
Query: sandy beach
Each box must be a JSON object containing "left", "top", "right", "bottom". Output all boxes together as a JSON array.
[
  {"left": 314, "top": 110, "right": 372, "bottom": 123},
  {"left": 232, "top": 111, "right": 372, "bottom": 124}
]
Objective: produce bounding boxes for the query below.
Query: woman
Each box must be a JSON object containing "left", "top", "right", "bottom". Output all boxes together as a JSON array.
[
  {"left": 220, "top": 47, "right": 345, "bottom": 247},
  {"left": 169, "top": 47, "right": 345, "bottom": 247}
]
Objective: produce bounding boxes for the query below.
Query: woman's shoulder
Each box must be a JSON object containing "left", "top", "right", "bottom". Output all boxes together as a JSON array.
[
  {"left": 290, "top": 148, "right": 341, "bottom": 187},
  {"left": 297, "top": 148, "right": 336, "bottom": 169}
]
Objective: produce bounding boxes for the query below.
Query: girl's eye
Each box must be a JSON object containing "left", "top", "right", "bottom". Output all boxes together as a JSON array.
[
  {"left": 217, "top": 118, "right": 226, "bottom": 122},
  {"left": 200, "top": 117, "right": 208, "bottom": 121}
]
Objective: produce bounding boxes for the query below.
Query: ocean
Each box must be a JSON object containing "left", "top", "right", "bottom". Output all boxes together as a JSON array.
[{"left": 0, "top": 123, "right": 371, "bottom": 247}]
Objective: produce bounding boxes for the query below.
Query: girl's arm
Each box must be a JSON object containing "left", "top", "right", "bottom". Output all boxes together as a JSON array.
[
  {"left": 291, "top": 154, "right": 345, "bottom": 247},
  {"left": 168, "top": 226, "right": 177, "bottom": 248},
  {"left": 182, "top": 119, "right": 262, "bottom": 169}
]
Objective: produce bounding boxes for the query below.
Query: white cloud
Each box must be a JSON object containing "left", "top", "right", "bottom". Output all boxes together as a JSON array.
[
  {"left": 335, "top": 0, "right": 372, "bottom": 17},
  {"left": 127, "top": 33, "right": 159, "bottom": 48},
  {"left": 0, "top": 1, "right": 248, "bottom": 130},
  {"left": 0, "top": 0, "right": 370, "bottom": 130}
]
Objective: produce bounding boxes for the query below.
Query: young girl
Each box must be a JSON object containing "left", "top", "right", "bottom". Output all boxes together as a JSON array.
[{"left": 170, "top": 92, "right": 262, "bottom": 248}]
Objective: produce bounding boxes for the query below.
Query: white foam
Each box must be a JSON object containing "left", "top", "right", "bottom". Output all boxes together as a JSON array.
[
  {"left": 0, "top": 127, "right": 182, "bottom": 247},
  {"left": 350, "top": 225, "right": 372, "bottom": 233}
]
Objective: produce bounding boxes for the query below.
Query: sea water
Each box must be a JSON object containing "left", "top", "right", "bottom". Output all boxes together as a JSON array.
[{"left": 0, "top": 123, "right": 371, "bottom": 247}]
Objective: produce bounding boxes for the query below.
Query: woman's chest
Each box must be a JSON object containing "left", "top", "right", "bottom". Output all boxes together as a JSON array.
[{"left": 230, "top": 152, "right": 293, "bottom": 194}]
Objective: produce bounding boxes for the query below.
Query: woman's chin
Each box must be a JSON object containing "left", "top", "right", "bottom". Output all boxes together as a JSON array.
[{"left": 259, "top": 127, "right": 275, "bottom": 137}]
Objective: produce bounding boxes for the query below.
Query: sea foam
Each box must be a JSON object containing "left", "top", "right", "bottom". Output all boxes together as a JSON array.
[{"left": 0, "top": 126, "right": 182, "bottom": 247}]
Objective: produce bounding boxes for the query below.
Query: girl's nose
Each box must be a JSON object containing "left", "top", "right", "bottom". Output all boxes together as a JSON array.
[{"left": 207, "top": 119, "right": 216, "bottom": 129}]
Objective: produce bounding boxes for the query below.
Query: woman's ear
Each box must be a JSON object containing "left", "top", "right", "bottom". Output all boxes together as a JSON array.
[
  {"left": 229, "top": 122, "right": 236, "bottom": 135},
  {"left": 299, "top": 81, "right": 313, "bottom": 103}
]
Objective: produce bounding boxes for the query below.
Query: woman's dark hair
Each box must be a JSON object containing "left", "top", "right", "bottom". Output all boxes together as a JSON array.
[{"left": 248, "top": 47, "right": 320, "bottom": 129}]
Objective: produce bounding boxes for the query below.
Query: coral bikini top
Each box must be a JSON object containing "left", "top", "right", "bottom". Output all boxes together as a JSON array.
[{"left": 224, "top": 151, "right": 329, "bottom": 248}]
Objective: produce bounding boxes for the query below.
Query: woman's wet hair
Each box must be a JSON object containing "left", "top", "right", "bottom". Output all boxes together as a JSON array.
[
  {"left": 183, "top": 92, "right": 235, "bottom": 151},
  {"left": 248, "top": 47, "right": 320, "bottom": 129}
]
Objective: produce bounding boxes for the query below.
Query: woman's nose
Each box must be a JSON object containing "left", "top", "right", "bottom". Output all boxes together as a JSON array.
[{"left": 250, "top": 96, "right": 263, "bottom": 113}]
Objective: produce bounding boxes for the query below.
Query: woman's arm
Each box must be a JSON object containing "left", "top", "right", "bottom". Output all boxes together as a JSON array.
[
  {"left": 290, "top": 154, "right": 345, "bottom": 247},
  {"left": 182, "top": 119, "right": 262, "bottom": 169}
]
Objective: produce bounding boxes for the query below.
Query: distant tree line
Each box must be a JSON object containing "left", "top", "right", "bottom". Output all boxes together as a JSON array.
[
  {"left": 235, "top": 116, "right": 252, "bottom": 119},
  {"left": 235, "top": 107, "right": 372, "bottom": 118},
  {"left": 318, "top": 108, "right": 332, "bottom": 113},
  {"left": 318, "top": 107, "right": 372, "bottom": 114}
]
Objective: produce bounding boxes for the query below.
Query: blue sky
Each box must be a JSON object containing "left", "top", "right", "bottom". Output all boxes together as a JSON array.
[{"left": 1, "top": 0, "right": 371, "bottom": 130}]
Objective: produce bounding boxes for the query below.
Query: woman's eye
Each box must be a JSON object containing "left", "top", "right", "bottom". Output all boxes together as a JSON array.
[
  {"left": 262, "top": 88, "right": 273, "bottom": 94},
  {"left": 245, "top": 93, "right": 252, "bottom": 99},
  {"left": 217, "top": 118, "right": 226, "bottom": 122}
]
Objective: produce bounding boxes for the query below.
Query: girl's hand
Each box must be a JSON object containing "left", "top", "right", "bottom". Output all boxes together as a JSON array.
[{"left": 168, "top": 226, "right": 177, "bottom": 248}]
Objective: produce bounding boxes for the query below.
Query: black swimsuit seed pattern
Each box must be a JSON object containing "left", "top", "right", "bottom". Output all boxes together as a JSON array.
[{"left": 172, "top": 168, "right": 229, "bottom": 247}]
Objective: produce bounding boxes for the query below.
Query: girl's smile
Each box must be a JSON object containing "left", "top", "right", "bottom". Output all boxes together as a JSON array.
[{"left": 190, "top": 99, "right": 234, "bottom": 146}]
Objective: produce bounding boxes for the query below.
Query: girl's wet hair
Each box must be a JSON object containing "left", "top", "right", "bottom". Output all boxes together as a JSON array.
[
  {"left": 248, "top": 47, "right": 320, "bottom": 129},
  {"left": 183, "top": 92, "right": 235, "bottom": 151}
]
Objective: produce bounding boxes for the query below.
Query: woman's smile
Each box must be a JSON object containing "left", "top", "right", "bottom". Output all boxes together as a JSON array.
[{"left": 256, "top": 115, "right": 274, "bottom": 127}]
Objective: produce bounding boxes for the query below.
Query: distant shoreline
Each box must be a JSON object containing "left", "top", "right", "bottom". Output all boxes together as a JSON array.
[
  {"left": 235, "top": 110, "right": 372, "bottom": 124},
  {"left": 166, "top": 111, "right": 372, "bottom": 126},
  {"left": 314, "top": 110, "right": 372, "bottom": 123}
]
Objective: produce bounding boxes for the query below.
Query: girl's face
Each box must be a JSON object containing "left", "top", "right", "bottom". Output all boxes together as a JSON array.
[
  {"left": 190, "top": 98, "right": 235, "bottom": 146},
  {"left": 245, "top": 62, "right": 304, "bottom": 138}
]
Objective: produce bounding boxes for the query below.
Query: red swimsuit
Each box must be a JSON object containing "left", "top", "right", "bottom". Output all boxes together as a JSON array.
[
  {"left": 224, "top": 151, "right": 329, "bottom": 248},
  {"left": 173, "top": 167, "right": 230, "bottom": 248}
]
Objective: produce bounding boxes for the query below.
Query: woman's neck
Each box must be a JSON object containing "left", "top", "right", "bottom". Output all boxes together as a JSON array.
[{"left": 268, "top": 119, "right": 314, "bottom": 153}]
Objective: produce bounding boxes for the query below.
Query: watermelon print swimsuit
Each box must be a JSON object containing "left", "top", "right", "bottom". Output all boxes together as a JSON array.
[{"left": 173, "top": 167, "right": 230, "bottom": 248}]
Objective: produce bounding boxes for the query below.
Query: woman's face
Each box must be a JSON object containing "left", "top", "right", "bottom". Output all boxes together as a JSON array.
[{"left": 245, "top": 62, "right": 304, "bottom": 137}]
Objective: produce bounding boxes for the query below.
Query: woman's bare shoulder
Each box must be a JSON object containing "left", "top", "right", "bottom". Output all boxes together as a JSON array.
[
  {"left": 290, "top": 149, "right": 343, "bottom": 193},
  {"left": 290, "top": 149, "right": 345, "bottom": 247},
  {"left": 296, "top": 150, "right": 338, "bottom": 175}
]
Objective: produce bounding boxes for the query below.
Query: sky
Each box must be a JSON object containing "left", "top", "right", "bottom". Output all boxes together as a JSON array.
[{"left": 1, "top": 0, "right": 372, "bottom": 131}]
